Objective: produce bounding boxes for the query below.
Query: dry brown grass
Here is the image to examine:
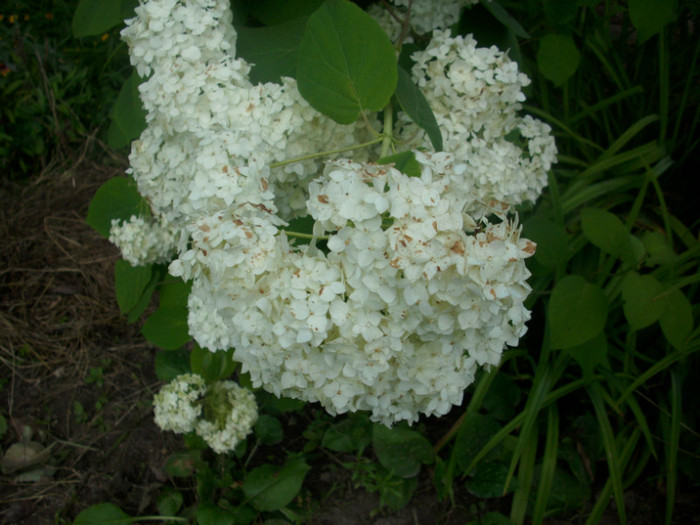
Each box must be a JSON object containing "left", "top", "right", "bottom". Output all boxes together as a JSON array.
[{"left": 0, "top": 151, "right": 173, "bottom": 524}]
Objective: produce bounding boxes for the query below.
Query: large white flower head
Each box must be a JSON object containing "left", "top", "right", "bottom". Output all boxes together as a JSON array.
[{"left": 111, "top": 0, "right": 554, "bottom": 427}]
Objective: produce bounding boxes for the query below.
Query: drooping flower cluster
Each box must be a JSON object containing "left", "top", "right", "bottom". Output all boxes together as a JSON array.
[
  {"left": 153, "top": 373, "right": 258, "bottom": 453},
  {"left": 112, "top": 0, "right": 557, "bottom": 426}
]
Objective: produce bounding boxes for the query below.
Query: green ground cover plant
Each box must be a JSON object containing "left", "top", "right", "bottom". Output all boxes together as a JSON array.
[{"left": 4, "top": 1, "right": 698, "bottom": 524}]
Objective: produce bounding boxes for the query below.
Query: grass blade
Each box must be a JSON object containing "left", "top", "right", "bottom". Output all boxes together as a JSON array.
[
  {"left": 531, "top": 405, "right": 560, "bottom": 524},
  {"left": 665, "top": 369, "right": 682, "bottom": 525},
  {"left": 589, "top": 383, "right": 627, "bottom": 524}
]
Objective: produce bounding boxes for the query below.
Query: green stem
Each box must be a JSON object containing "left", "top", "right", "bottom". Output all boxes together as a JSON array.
[
  {"left": 270, "top": 137, "right": 383, "bottom": 169},
  {"left": 284, "top": 230, "right": 327, "bottom": 241},
  {"left": 380, "top": 101, "right": 394, "bottom": 158}
]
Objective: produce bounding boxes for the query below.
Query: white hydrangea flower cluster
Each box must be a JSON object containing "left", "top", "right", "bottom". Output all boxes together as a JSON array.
[
  {"left": 113, "top": 0, "right": 556, "bottom": 426},
  {"left": 152, "top": 374, "right": 258, "bottom": 453},
  {"left": 109, "top": 215, "right": 181, "bottom": 266},
  {"left": 397, "top": 30, "right": 558, "bottom": 214},
  {"left": 153, "top": 373, "right": 206, "bottom": 433},
  {"left": 194, "top": 380, "right": 259, "bottom": 454}
]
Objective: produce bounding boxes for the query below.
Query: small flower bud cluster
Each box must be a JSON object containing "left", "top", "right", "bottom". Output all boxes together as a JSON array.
[
  {"left": 153, "top": 374, "right": 258, "bottom": 453},
  {"left": 112, "top": 0, "right": 556, "bottom": 426}
]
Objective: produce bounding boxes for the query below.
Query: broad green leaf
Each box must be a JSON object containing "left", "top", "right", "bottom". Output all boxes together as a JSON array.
[
  {"left": 378, "top": 151, "right": 422, "bottom": 178},
  {"left": 621, "top": 272, "right": 666, "bottom": 329},
  {"left": 481, "top": 373, "right": 522, "bottom": 422},
  {"left": 155, "top": 348, "right": 191, "bottom": 382},
  {"left": 108, "top": 71, "right": 147, "bottom": 149},
  {"left": 127, "top": 268, "right": 161, "bottom": 323},
  {"left": 537, "top": 34, "right": 580, "bottom": 86},
  {"left": 373, "top": 423, "right": 434, "bottom": 478},
  {"left": 453, "top": 414, "right": 502, "bottom": 474},
  {"left": 322, "top": 412, "right": 372, "bottom": 452},
  {"left": 581, "top": 208, "right": 627, "bottom": 256},
  {"left": 254, "top": 415, "right": 284, "bottom": 445},
  {"left": 156, "top": 487, "right": 183, "bottom": 517},
  {"left": 196, "top": 503, "right": 234, "bottom": 525},
  {"left": 248, "top": 0, "right": 324, "bottom": 25},
  {"left": 523, "top": 217, "right": 570, "bottom": 268},
  {"left": 481, "top": 0, "right": 529, "bottom": 38},
  {"left": 629, "top": 0, "right": 679, "bottom": 43},
  {"left": 86, "top": 177, "right": 147, "bottom": 238},
  {"left": 190, "top": 346, "right": 236, "bottom": 382},
  {"left": 158, "top": 278, "right": 192, "bottom": 308},
  {"left": 465, "top": 462, "right": 515, "bottom": 498},
  {"left": 236, "top": 17, "right": 308, "bottom": 84},
  {"left": 114, "top": 260, "right": 152, "bottom": 315},
  {"left": 164, "top": 450, "right": 202, "bottom": 478},
  {"left": 73, "top": 503, "right": 131, "bottom": 525},
  {"left": 549, "top": 275, "right": 608, "bottom": 349},
  {"left": 394, "top": 66, "right": 443, "bottom": 151},
  {"left": 660, "top": 289, "right": 693, "bottom": 349},
  {"left": 534, "top": 466, "right": 591, "bottom": 513},
  {"left": 142, "top": 305, "right": 191, "bottom": 350},
  {"left": 296, "top": 0, "right": 397, "bottom": 124},
  {"left": 564, "top": 331, "right": 608, "bottom": 378},
  {"left": 243, "top": 458, "right": 310, "bottom": 511},
  {"left": 72, "top": 0, "right": 123, "bottom": 37},
  {"left": 642, "top": 231, "right": 676, "bottom": 266}
]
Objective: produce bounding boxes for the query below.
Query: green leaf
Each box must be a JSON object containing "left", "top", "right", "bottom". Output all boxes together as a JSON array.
[
  {"left": 377, "top": 151, "right": 422, "bottom": 178},
  {"left": 621, "top": 272, "right": 666, "bottom": 329},
  {"left": 127, "top": 268, "right": 162, "bottom": 323},
  {"left": 107, "top": 71, "right": 147, "bottom": 149},
  {"left": 158, "top": 278, "right": 192, "bottom": 308},
  {"left": 73, "top": 503, "right": 131, "bottom": 525},
  {"left": 155, "top": 348, "right": 191, "bottom": 382},
  {"left": 523, "top": 217, "right": 570, "bottom": 268},
  {"left": 190, "top": 346, "right": 237, "bottom": 382},
  {"left": 248, "top": 0, "right": 324, "bottom": 25},
  {"left": 481, "top": 0, "right": 529, "bottom": 38},
  {"left": 164, "top": 450, "right": 202, "bottom": 478},
  {"left": 469, "top": 512, "right": 513, "bottom": 525},
  {"left": 254, "top": 415, "right": 284, "bottom": 445},
  {"left": 660, "top": 289, "right": 693, "bottom": 349},
  {"left": 629, "top": 0, "right": 679, "bottom": 43},
  {"left": 537, "top": 34, "right": 580, "bottom": 86},
  {"left": 581, "top": 208, "right": 628, "bottom": 256},
  {"left": 142, "top": 305, "right": 191, "bottom": 350},
  {"left": 72, "top": 0, "right": 123, "bottom": 38},
  {"left": 322, "top": 412, "right": 372, "bottom": 452},
  {"left": 196, "top": 503, "right": 235, "bottom": 525},
  {"left": 373, "top": 423, "right": 434, "bottom": 478},
  {"left": 535, "top": 465, "right": 591, "bottom": 513},
  {"left": 394, "top": 66, "right": 443, "bottom": 151},
  {"left": 481, "top": 373, "right": 522, "bottom": 422},
  {"left": 86, "top": 177, "right": 147, "bottom": 238},
  {"left": 114, "top": 260, "right": 152, "bottom": 315},
  {"left": 236, "top": 17, "right": 308, "bottom": 84},
  {"left": 466, "top": 462, "right": 515, "bottom": 498},
  {"left": 549, "top": 275, "right": 608, "bottom": 349},
  {"left": 156, "top": 487, "right": 183, "bottom": 517},
  {"left": 564, "top": 331, "right": 608, "bottom": 378},
  {"left": 453, "top": 414, "right": 502, "bottom": 474},
  {"left": 296, "top": 0, "right": 397, "bottom": 124},
  {"left": 641, "top": 231, "right": 676, "bottom": 266},
  {"left": 243, "top": 458, "right": 310, "bottom": 512}
]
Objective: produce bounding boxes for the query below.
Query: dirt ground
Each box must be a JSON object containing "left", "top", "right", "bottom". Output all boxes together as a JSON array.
[{"left": 1, "top": 150, "right": 698, "bottom": 525}]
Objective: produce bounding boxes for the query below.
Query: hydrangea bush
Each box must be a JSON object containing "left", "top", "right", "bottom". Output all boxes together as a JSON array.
[{"left": 106, "top": 0, "right": 556, "bottom": 430}]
